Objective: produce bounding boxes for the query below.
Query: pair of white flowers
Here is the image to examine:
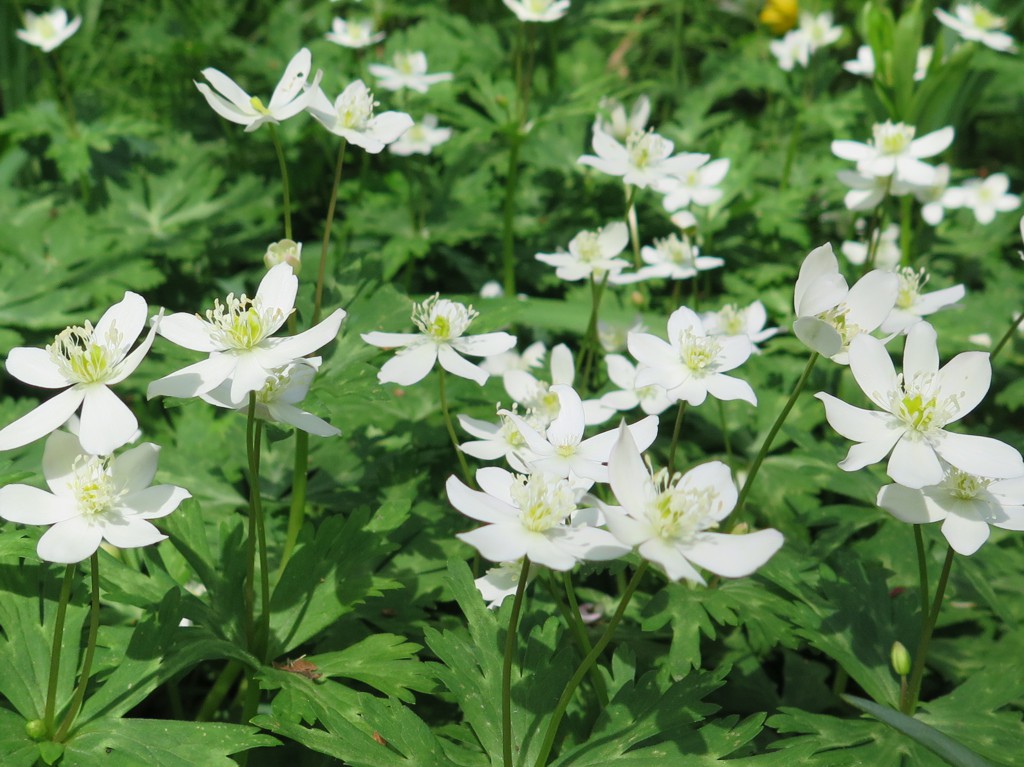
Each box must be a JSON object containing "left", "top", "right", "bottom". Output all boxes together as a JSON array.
[{"left": 769, "top": 12, "right": 843, "bottom": 71}]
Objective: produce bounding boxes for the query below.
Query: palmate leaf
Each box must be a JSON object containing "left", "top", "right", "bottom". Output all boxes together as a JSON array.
[
  {"left": 0, "top": 707, "right": 40, "bottom": 767},
  {"left": 310, "top": 633, "right": 436, "bottom": 704}
]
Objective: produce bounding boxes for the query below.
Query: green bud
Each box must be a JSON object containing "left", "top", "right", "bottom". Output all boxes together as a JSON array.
[
  {"left": 25, "top": 718, "right": 47, "bottom": 741},
  {"left": 891, "top": 641, "right": 911, "bottom": 676}
]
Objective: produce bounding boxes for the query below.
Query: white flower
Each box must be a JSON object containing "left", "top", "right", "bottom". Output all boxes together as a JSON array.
[
  {"left": 368, "top": 51, "right": 453, "bottom": 94},
  {"left": 661, "top": 158, "right": 730, "bottom": 210},
  {"left": 388, "top": 114, "right": 452, "bottom": 156},
  {"left": 264, "top": 239, "right": 302, "bottom": 274},
  {"left": 535, "top": 222, "right": 630, "bottom": 282},
  {"left": 307, "top": 80, "right": 413, "bottom": 153},
  {"left": 832, "top": 121, "right": 954, "bottom": 187},
  {"left": 458, "top": 407, "right": 534, "bottom": 473},
  {"left": 596, "top": 95, "right": 651, "bottom": 143},
  {"left": 447, "top": 468, "right": 627, "bottom": 570},
  {"left": 578, "top": 129, "right": 709, "bottom": 191},
  {"left": 628, "top": 307, "right": 756, "bottom": 406},
  {"left": 481, "top": 340, "right": 546, "bottom": 378},
  {"left": 598, "top": 318, "right": 646, "bottom": 353},
  {"left": 599, "top": 354, "right": 674, "bottom": 416},
  {"left": 502, "top": 0, "right": 570, "bottom": 23},
  {"left": 837, "top": 169, "right": 913, "bottom": 211},
  {"left": 878, "top": 466, "right": 1024, "bottom": 556},
  {"left": 200, "top": 358, "right": 339, "bottom": 437},
  {"left": 626, "top": 233, "right": 724, "bottom": 283},
  {"left": 943, "top": 173, "right": 1020, "bottom": 225},
  {"left": 147, "top": 263, "right": 345, "bottom": 403},
  {"left": 195, "top": 48, "right": 321, "bottom": 133},
  {"left": 841, "top": 223, "right": 901, "bottom": 270},
  {"left": 475, "top": 560, "right": 538, "bottom": 608},
  {"left": 0, "top": 292, "right": 158, "bottom": 456},
  {"left": 325, "top": 17, "right": 386, "bottom": 49},
  {"left": 16, "top": 7, "right": 81, "bottom": 52},
  {"left": 503, "top": 344, "right": 613, "bottom": 427},
  {"left": 793, "top": 243, "right": 899, "bottom": 364},
  {"left": 816, "top": 322, "right": 1024, "bottom": 488},
  {"left": 770, "top": 29, "right": 811, "bottom": 71},
  {"left": 912, "top": 164, "right": 957, "bottom": 226},
  {"left": 361, "top": 294, "right": 516, "bottom": 386},
  {"left": 602, "top": 425, "right": 783, "bottom": 583},
  {"left": 798, "top": 12, "right": 843, "bottom": 51},
  {"left": 0, "top": 431, "right": 190, "bottom": 564},
  {"left": 502, "top": 385, "right": 659, "bottom": 484},
  {"left": 843, "top": 44, "right": 932, "bottom": 81},
  {"left": 934, "top": 4, "right": 1016, "bottom": 52},
  {"left": 701, "top": 301, "right": 780, "bottom": 351},
  {"left": 880, "top": 268, "right": 965, "bottom": 335}
]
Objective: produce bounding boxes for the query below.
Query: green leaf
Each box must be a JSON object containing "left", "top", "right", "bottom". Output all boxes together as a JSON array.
[
  {"left": 0, "top": 708, "right": 40, "bottom": 767},
  {"left": 311, "top": 634, "right": 436, "bottom": 703},
  {"left": 842, "top": 695, "right": 995, "bottom": 767}
]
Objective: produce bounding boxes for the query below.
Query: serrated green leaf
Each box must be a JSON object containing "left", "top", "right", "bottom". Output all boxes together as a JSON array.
[
  {"left": 0, "top": 707, "right": 40, "bottom": 767},
  {"left": 311, "top": 634, "right": 435, "bottom": 703}
]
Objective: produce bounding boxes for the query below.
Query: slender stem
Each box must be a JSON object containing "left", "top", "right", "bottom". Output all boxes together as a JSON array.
[
  {"left": 899, "top": 195, "right": 914, "bottom": 267},
  {"left": 244, "top": 395, "right": 270, "bottom": 661},
  {"left": 735, "top": 352, "right": 819, "bottom": 514},
  {"left": 244, "top": 398, "right": 258, "bottom": 651},
  {"left": 668, "top": 401, "right": 687, "bottom": 475},
  {"left": 559, "top": 571, "right": 608, "bottom": 706},
  {"left": 277, "top": 430, "right": 309, "bottom": 583},
  {"left": 313, "top": 139, "right": 347, "bottom": 326},
  {"left": 55, "top": 554, "right": 100, "bottom": 741},
  {"left": 578, "top": 273, "right": 609, "bottom": 392},
  {"left": 502, "top": 557, "right": 532, "bottom": 767},
  {"left": 913, "top": 525, "right": 930, "bottom": 620},
  {"left": 44, "top": 565, "right": 76, "bottom": 736},
  {"left": 252, "top": 421, "right": 270, "bottom": 661},
  {"left": 439, "top": 369, "right": 472, "bottom": 484},
  {"left": 903, "top": 546, "right": 955, "bottom": 714},
  {"left": 990, "top": 311, "right": 1024, "bottom": 362},
  {"left": 196, "top": 660, "right": 243, "bottom": 722},
  {"left": 717, "top": 399, "right": 733, "bottom": 468},
  {"left": 533, "top": 562, "right": 648, "bottom": 767},
  {"left": 501, "top": 135, "right": 523, "bottom": 297},
  {"left": 268, "top": 124, "right": 293, "bottom": 240},
  {"left": 625, "top": 186, "right": 641, "bottom": 268}
]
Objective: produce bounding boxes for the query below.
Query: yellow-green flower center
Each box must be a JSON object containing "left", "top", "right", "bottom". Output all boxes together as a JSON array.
[
  {"left": 890, "top": 373, "right": 959, "bottom": 436},
  {"left": 941, "top": 467, "right": 991, "bottom": 500},
  {"left": 655, "top": 234, "right": 696, "bottom": 267},
  {"left": 970, "top": 5, "right": 1003, "bottom": 31},
  {"left": 650, "top": 468, "right": 719, "bottom": 542},
  {"left": 47, "top": 321, "right": 122, "bottom": 384},
  {"left": 412, "top": 294, "right": 477, "bottom": 342},
  {"left": 249, "top": 96, "right": 271, "bottom": 115},
  {"left": 677, "top": 330, "right": 721, "bottom": 374},
  {"left": 574, "top": 231, "right": 602, "bottom": 263},
  {"left": 510, "top": 474, "right": 576, "bottom": 532},
  {"left": 626, "top": 131, "right": 667, "bottom": 170},
  {"left": 71, "top": 456, "right": 123, "bottom": 516},
  {"left": 816, "top": 304, "right": 863, "bottom": 347},
  {"left": 205, "top": 294, "right": 283, "bottom": 351},
  {"left": 717, "top": 305, "right": 746, "bottom": 336},
  {"left": 896, "top": 267, "right": 927, "bottom": 310}
]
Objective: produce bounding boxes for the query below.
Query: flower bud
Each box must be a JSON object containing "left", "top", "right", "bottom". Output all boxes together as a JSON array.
[
  {"left": 891, "top": 641, "right": 911, "bottom": 676},
  {"left": 264, "top": 239, "right": 302, "bottom": 274},
  {"left": 25, "top": 719, "right": 47, "bottom": 741}
]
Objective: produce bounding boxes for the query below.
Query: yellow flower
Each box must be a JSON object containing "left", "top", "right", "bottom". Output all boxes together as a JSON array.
[{"left": 760, "top": 0, "right": 798, "bottom": 34}]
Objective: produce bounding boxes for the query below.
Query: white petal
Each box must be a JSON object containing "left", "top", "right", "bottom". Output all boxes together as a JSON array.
[
  {"left": 940, "top": 514, "right": 988, "bottom": 556},
  {"left": 195, "top": 82, "right": 253, "bottom": 126},
  {"left": 848, "top": 334, "right": 898, "bottom": 410},
  {"left": 255, "top": 263, "right": 299, "bottom": 330},
  {"left": 266, "top": 402, "right": 340, "bottom": 437},
  {"left": 101, "top": 517, "right": 168, "bottom": 550},
  {"left": 109, "top": 311, "right": 162, "bottom": 385},
  {"left": 549, "top": 343, "right": 576, "bottom": 386},
  {"left": 156, "top": 313, "right": 218, "bottom": 352},
  {"left": 446, "top": 476, "right": 516, "bottom": 525},
  {"left": 910, "top": 127, "right": 954, "bottom": 159},
  {"left": 450, "top": 332, "right": 518, "bottom": 358},
  {"left": 608, "top": 424, "right": 653, "bottom": 517},
  {"left": 0, "top": 485, "right": 75, "bottom": 525},
  {"left": 475, "top": 467, "right": 516, "bottom": 503},
  {"left": 267, "top": 48, "right": 311, "bottom": 111},
  {"left": 361, "top": 332, "right": 418, "bottom": 349},
  {"left": 705, "top": 374, "right": 757, "bottom": 405},
  {"left": 200, "top": 67, "right": 252, "bottom": 109},
  {"left": 638, "top": 537, "right": 704, "bottom": 584},
  {"left": 793, "top": 317, "right": 843, "bottom": 359},
  {"left": 902, "top": 322, "right": 939, "bottom": 378},
  {"left": 457, "top": 524, "right": 528, "bottom": 563},
  {"left": 845, "top": 270, "right": 899, "bottom": 331},
  {"left": 267, "top": 309, "right": 345, "bottom": 360},
  {"left": 934, "top": 352, "right": 990, "bottom": 422},
  {"left": 147, "top": 354, "right": 238, "bottom": 400},
  {"left": 438, "top": 345, "right": 489, "bottom": 385},
  {"left": 0, "top": 388, "right": 85, "bottom": 451},
  {"left": 934, "top": 432, "right": 1024, "bottom": 480},
  {"left": 94, "top": 292, "right": 148, "bottom": 360},
  {"left": 42, "top": 430, "right": 83, "bottom": 495},
  {"left": 229, "top": 355, "right": 273, "bottom": 404},
  {"left": 79, "top": 386, "right": 138, "bottom": 456},
  {"left": 546, "top": 385, "right": 585, "bottom": 447},
  {"left": 37, "top": 517, "right": 103, "bottom": 564},
  {"left": 6, "top": 348, "right": 68, "bottom": 388},
  {"left": 887, "top": 437, "right": 943, "bottom": 488},
  {"left": 121, "top": 485, "right": 191, "bottom": 519},
  {"left": 111, "top": 443, "right": 160, "bottom": 494},
  {"left": 877, "top": 484, "right": 944, "bottom": 524},
  {"left": 685, "top": 529, "right": 784, "bottom": 578}
]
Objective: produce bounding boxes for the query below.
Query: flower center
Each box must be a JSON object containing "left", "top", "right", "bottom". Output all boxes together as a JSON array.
[
  {"left": 873, "top": 121, "right": 916, "bottom": 155},
  {"left": 816, "top": 303, "right": 863, "bottom": 347},
  {"left": 655, "top": 234, "right": 695, "bottom": 267},
  {"left": 527, "top": 0, "right": 553, "bottom": 12},
  {"left": 677, "top": 330, "right": 721, "bottom": 374},
  {"left": 71, "top": 456, "right": 123, "bottom": 516},
  {"left": 970, "top": 5, "right": 1003, "bottom": 30},
  {"left": 940, "top": 467, "right": 991, "bottom": 500},
  {"left": 394, "top": 52, "right": 418, "bottom": 75},
  {"left": 47, "top": 321, "right": 122, "bottom": 384},
  {"left": 337, "top": 83, "right": 377, "bottom": 130},
  {"left": 896, "top": 267, "right": 928, "bottom": 309},
  {"left": 412, "top": 294, "right": 477, "bottom": 342},
  {"left": 510, "top": 474, "right": 576, "bottom": 532},
  {"left": 574, "top": 231, "right": 602, "bottom": 263},
  {"left": 626, "top": 130, "right": 668, "bottom": 170},
  {"left": 205, "top": 294, "right": 283, "bottom": 350},
  {"left": 36, "top": 17, "right": 58, "bottom": 38},
  {"left": 650, "top": 468, "right": 720, "bottom": 542},
  {"left": 249, "top": 96, "right": 271, "bottom": 115},
  {"left": 717, "top": 305, "right": 746, "bottom": 335},
  {"left": 890, "top": 372, "right": 959, "bottom": 436}
]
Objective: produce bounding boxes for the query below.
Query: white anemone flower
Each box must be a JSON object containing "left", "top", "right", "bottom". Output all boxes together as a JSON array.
[
  {"left": 502, "top": 0, "right": 570, "bottom": 23},
  {"left": 934, "top": 4, "right": 1016, "bottom": 53},
  {"left": 388, "top": 114, "right": 452, "bottom": 156},
  {"left": 535, "top": 222, "right": 630, "bottom": 282},
  {"left": 307, "top": 80, "right": 413, "bottom": 154},
  {"left": 628, "top": 307, "right": 757, "bottom": 407},
  {"left": 661, "top": 158, "right": 730, "bottom": 210},
  {"left": 448, "top": 468, "right": 627, "bottom": 571},
  {"left": 362, "top": 294, "right": 516, "bottom": 386},
  {"left": 195, "top": 48, "right": 322, "bottom": 133},
  {"left": 458, "top": 407, "right": 535, "bottom": 473},
  {"left": 832, "top": 121, "right": 954, "bottom": 187},
  {"left": 16, "top": 8, "right": 81, "bottom": 52},
  {"left": 480, "top": 340, "right": 547, "bottom": 377},
  {"left": 625, "top": 233, "right": 724, "bottom": 283},
  {"left": 816, "top": 322, "right": 1024, "bottom": 489},
  {"left": 701, "top": 301, "right": 780, "bottom": 351},
  {"left": 602, "top": 425, "right": 784, "bottom": 583},
  {"left": 368, "top": 51, "right": 453, "bottom": 94},
  {"left": 770, "top": 29, "right": 811, "bottom": 71},
  {"left": 200, "top": 358, "right": 339, "bottom": 437},
  {"left": 0, "top": 292, "right": 158, "bottom": 456},
  {"left": 475, "top": 559, "right": 538, "bottom": 608},
  {"left": 943, "top": 173, "right": 1020, "bottom": 225},
  {"left": 798, "top": 12, "right": 843, "bottom": 52},
  {"left": 325, "top": 17, "right": 386, "bottom": 49},
  {"left": 878, "top": 466, "right": 1024, "bottom": 556},
  {"left": 599, "top": 354, "right": 674, "bottom": 416},
  {"left": 503, "top": 344, "right": 613, "bottom": 427},
  {"left": 0, "top": 431, "right": 190, "bottom": 564},
  {"left": 595, "top": 95, "right": 651, "bottom": 143},
  {"left": 841, "top": 223, "right": 901, "bottom": 270},
  {"left": 147, "top": 263, "right": 345, "bottom": 404},
  {"left": 501, "top": 385, "right": 658, "bottom": 484},
  {"left": 578, "top": 128, "right": 710, "bottom": 191},
  {"left": 837, "top": 169, "right": 913, "bottom": 211},
  {"left": 912, "top": 164, "right": 957, "bottom": 226},
  {"left": 880, "top": 268, "right": 965, "bottom": 336},
  {"left": 792, "top": 243, "right": 899, "bottom": 364}
]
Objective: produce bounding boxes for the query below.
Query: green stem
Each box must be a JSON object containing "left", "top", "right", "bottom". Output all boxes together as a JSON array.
[
  {"left": 533, "top": 562, "right": 648, "bottom": 767},
  {"left": 244, "top": 395, "right": 269, "bottom": 661},
  {"left": 990, "top": 311, "right": 1024, "bottom": 362},
  {"left": 44, "top": 565, "right": 76, "bottom": 736},
  {"left": 903, "top": 546, "right": 955, "bottom": 714},
  {"left": 54, "top": 554, "right": 100, "bottom": 742},
  {"left": 502, "top": 557, "right": 532, "bottom": 767},
  {"left": 196, "top": 661, "right": 243, "bottom": 722},
  {"left": 501, "top": 135, "right": 522, "bottom": 297},
  {"left": 253, "top": 422, "right": 270, "bottom": 660},
  {"left": 277, "top": 430, "right": 309, "bottom": 583},
  {"left": 861, "top": 183, "right": 892, "bottom": 276},
  {"left": 559, "top": 571, "right": 608, "bottom": 706},
  {"left": 913, "top": 525, "right": 930, "bottom": 621},
  {"left": 717, "top": 399, "right": 733, "bottom": 468},
  {"left": 313, "top": 139, "right": 347, "bottom": 326},
  {"left": 899, "top": 194, "right": 914, "bottom": 267},
  {"left": 439, "top": 368, "right": 472, "bottom": 484},
  {"left": 268, "top": 124, "right": 293, "bottom": 240},
  {"left": 735, "top": 352, "right": 819, "bottom": 514},
  {"left": 578, "top": 273, "right": 609, "bottom": 392},
  {"left": 625, "top": 186, "right": 641, "bottom": 268},
  {"left": 668, "top": 401, "right": 687, "bottom": 475}
]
